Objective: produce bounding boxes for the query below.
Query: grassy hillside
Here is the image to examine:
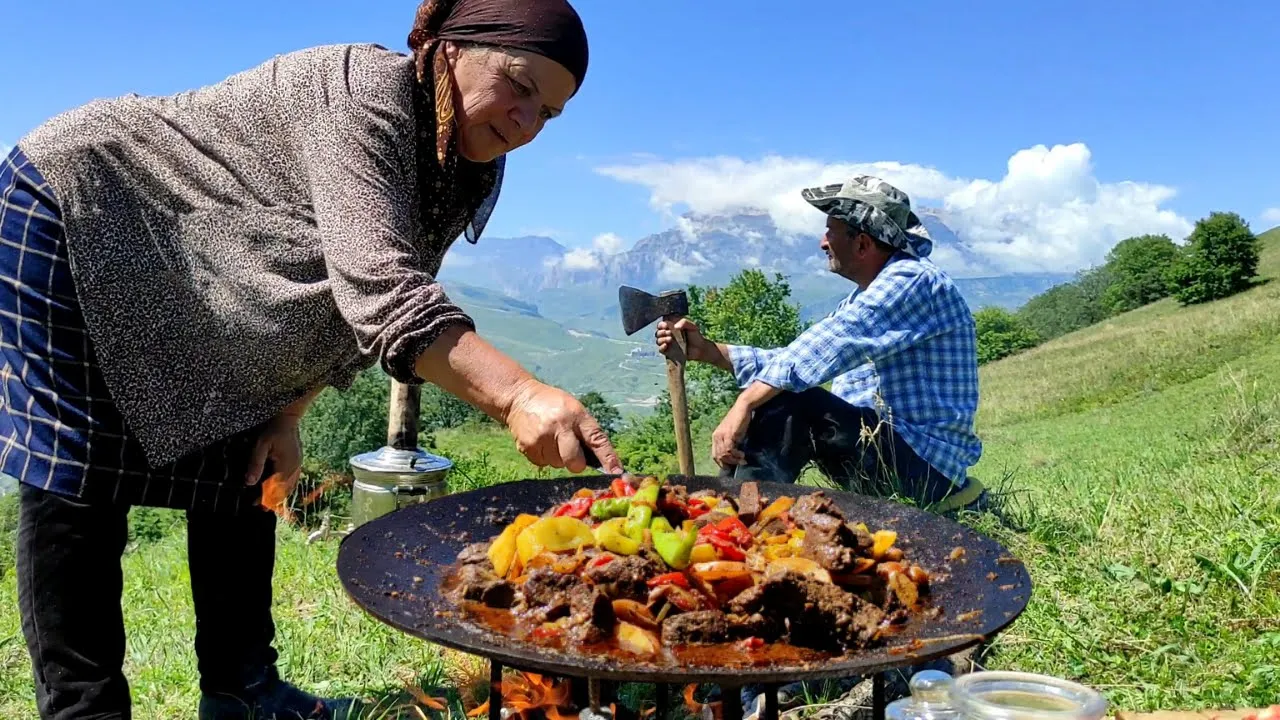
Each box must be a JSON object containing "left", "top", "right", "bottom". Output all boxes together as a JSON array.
[
  {"left": 1, "top": 231, "right": 1276, "bottom": 717},
  {"left": 446, "top": 282, "right": 667, "bottom": 411}
]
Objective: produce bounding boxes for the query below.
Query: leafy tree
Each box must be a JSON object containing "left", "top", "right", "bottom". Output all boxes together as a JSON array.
[
  {"left": 577, "top": 390, "right": 621, "bottom": 435},
  {"left": 974, "top": 306, "right": 1041, "bottom": 364},
  {"left": 1171, "top": 212, "right": 1260, "bottom": 305},
  {"left": 300, "top": 369, "right": 491, "bottom": 475},
  {"left": 1017, "top": 266, "right": 1112, "bottom": 341},
  {"left": 300, "top": 368, "right": 391, "bottom": 475},
  {"left": 421, "top": 382, "right": 491, "bottom": 430},
  {"left": 1100, "top": 234, "right": 1180, "bottom": 314},
  {"left": 684, "top": 270, "right": 804, "bottom": 410}
]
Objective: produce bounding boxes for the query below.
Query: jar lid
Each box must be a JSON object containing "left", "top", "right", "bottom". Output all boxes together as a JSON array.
[
  {"left": 951, "top": 671, "right": 1108, "bottom": 720},
  {"left": 349, "top": 445, "right": 454, "bottom": 475},
  {"left": 886, "top": 671, "right": 963, "bottom": 720}
]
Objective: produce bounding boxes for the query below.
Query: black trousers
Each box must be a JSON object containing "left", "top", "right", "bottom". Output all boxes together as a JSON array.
[
  {"left": 16, "top": 482, "right": 279, "bottom": 720},
  {"left": 720, "top": 388, "right": 959, "bottom": 506}
]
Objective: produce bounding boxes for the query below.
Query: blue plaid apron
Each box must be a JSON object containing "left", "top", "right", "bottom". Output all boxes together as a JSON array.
[{"left": 0, "top": 146, "right": 264, "bottom": 514}]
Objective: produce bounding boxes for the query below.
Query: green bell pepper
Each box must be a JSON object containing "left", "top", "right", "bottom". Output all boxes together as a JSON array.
[
  {"left": 652, "top": 521, "right": 697, "bottom": 570},
  {"left": 589, "top": 497, "right": 631, "bottom": 521},
  {"left": 624, "top": 479, "right": 662, "bottom": 541}
]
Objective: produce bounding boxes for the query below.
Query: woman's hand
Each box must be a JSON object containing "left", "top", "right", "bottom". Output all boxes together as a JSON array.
[
  {"left": 246, "top": 413, "right": 305, "bottom": 513},
  {"left": 505, "top": 379, "right": 623, "bottom": 474}
]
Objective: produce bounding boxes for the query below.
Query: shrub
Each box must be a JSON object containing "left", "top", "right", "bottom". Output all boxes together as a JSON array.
[
  {"left": 1171, "top": 212, "right": 1260, "bottom": 305},
  {"left": 974, "top": 306, "right": 1041, "bottom": 364}
]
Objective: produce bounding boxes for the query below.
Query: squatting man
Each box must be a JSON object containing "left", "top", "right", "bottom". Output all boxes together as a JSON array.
[{"left": 655, "top": 175, "right": 986, "bottom": 512}]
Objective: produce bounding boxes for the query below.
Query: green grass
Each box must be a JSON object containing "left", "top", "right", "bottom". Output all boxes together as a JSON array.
[{"left": 3, "top": 230, "right": 1278, "bottom": 717}]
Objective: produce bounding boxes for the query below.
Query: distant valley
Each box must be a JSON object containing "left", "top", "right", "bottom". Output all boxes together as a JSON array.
[{"left": 437, "top": 210, "right": 1072, "bottom": 411}]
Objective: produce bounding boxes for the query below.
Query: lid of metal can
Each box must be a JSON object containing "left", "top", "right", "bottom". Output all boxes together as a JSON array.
[{"left": 349, "top": 445, "right": 453, "bottom": 475}]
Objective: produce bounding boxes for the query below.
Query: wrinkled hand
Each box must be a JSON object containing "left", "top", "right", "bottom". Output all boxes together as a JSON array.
[
  {"left": 712, "top": 402, "right": 751, "bottom": 468},
  {"left": 246, "top": 413, "right": 304, "bottom": 513},
  {"left": 655, "top": 318, "right": 707, "bottom": 362},
  {"left": 505, "top": 380, "right": 623, "bottom": 474}
]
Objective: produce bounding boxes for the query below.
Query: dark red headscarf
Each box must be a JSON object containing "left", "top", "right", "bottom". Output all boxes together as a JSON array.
[{"left": 408, "top": 0, "right": 589, "bottom": 166}]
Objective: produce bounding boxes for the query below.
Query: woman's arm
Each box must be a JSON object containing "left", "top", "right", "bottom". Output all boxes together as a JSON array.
[{"left": 414, "top": 325, "right": 622, "bottom": 474}]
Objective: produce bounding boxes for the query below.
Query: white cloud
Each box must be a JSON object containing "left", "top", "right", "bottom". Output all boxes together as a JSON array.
[
  {"left": 1261, "top": 207, "right": 1280, "bottom": 226},
  {"left": 561, "top": 247, "right": 601, "bottom": 271},
  {"left": 546, "top": 231, "right": 629, "bottom": 273},
  {"left": 591, "top": 232, "right": 626, "bottom": 256},
  {"left": 658, "top": 257, "right": 699, "bottom": 284},
  {"left": 596, "top": 143, "right": 1194, "bottom": 274}
]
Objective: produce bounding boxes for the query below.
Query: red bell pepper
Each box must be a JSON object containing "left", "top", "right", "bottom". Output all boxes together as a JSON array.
[
  {"left": 589, "top": 554, "right": 615, "bottom": 569},
  {"left": 553, "top": 496, "right": 594, "bottom": 519},
  {"left": 698, "top": 516, "right": 753, "bottom": 547},
  {"left": 611, "top": 478, "right": 636, "bottom": 498},
  {"left": 705, "top": 534, "right": 746, "bottom": 561},
  {"left": 686, "top": 498, "right": 710, "bottom": 519},
  {"left": 647, "top": 572, "right": 690, "bottom": 589}
]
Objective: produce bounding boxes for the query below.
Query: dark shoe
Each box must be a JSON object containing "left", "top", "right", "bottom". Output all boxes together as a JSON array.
[{"left": 198, "top": 673, "right": 361, "bottom": 719}]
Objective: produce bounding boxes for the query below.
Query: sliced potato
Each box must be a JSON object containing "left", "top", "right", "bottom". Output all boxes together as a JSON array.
[
  {"left": 488, "top": 514, "right": 539, "bottom": 578},
  {"left": 767, "top": 556, "right": 832, "bottom": 583},
  {"left": 615, "top": 621, "right": 660, "bottom": 656}
]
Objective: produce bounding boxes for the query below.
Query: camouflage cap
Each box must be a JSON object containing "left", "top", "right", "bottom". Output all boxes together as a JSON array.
[{"left": 801, "top": 175, "right": 933, "bottom": 258}]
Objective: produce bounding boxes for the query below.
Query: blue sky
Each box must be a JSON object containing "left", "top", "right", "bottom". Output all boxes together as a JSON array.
[{"left": 4, "top": 0, "right": 1278, "bottom": 274}]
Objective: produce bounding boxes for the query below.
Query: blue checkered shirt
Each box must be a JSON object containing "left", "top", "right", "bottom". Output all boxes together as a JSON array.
[{"left": 728, "top": 254, "right": 982, "bottom": 484}]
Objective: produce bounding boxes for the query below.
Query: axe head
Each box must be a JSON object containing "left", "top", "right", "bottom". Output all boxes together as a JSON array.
[{"left": 618, "top": 285, "right": 689, "bottom": 336}]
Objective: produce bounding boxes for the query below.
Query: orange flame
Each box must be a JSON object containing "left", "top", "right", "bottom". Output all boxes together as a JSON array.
[{"left": 466, "top": 671, "right": 578, "bottom": 719}]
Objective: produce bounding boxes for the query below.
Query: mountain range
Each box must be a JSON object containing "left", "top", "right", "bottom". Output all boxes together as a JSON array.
[{"left": 432, "top": 211, "right": 1073, "bottom": 410}]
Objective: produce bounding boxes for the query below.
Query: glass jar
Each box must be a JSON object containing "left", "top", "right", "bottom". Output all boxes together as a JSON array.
[
  {"left": 953, "top": 671, "right": 1108, "bottom": 720},
  {"left": 886, "top": 671, "right": 1108, "bottom": 720}
]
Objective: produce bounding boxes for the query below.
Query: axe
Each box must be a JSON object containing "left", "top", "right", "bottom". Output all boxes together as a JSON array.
[{"left": 618, "top": 285, "right": 696, "bottom": 477}]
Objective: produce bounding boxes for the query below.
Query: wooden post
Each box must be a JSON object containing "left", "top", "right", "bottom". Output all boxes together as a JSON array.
[{"left": 387, "top": 380, "right": 421, "bottom": 450}]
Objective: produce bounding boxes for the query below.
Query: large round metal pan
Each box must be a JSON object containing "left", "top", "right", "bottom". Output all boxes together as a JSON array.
[{"left": 336, "top": 475, "right": 1031, "bottom": 686}]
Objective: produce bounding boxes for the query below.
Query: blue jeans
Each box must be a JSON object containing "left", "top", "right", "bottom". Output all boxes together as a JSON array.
[{"left": 719, "top": 388, "right": 960, "bottom": 505}]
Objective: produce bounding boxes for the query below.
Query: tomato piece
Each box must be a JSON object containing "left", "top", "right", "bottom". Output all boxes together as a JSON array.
[
  {"left": 739, "top": 637, "right": 764, "bottom": 651},
  {"left": 554, "top": 497, "right": 594, "bottom": 519},
  {"left": 611, "top": 478, "right": 636, "bottom": 498},
  {"left": 686, "top": 498, "right": 710, "bottom": 519},
  {"left": 647, "top": 572, "right": 690, "bottom": 589},
  {"left": 714, "top": 516, "right": 753, "bottom": 545}
]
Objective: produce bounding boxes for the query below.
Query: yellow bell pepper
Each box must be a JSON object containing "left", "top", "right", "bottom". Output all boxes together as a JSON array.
[{"left": 488, "top": 514, "right": 539, "bottom": 578}]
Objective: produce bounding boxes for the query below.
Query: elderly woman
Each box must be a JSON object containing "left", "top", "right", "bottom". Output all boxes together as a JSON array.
[{"left": 0, "top": 0, "right": 618, "bottom": 717}]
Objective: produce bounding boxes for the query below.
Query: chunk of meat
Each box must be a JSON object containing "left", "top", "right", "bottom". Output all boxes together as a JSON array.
[
  {"left": 661, "top": 610, "right": 730, "bottom": 645},
  {"left": 514, "top": 569, "right": 581, "bottom": 624},
  {"left": 584, "top": 554, "right": 664, "bottom": 602},
  {"left": 737, "top": 482, "right": 761, "bottom": 526},
  {"left": 729, "top": 570, "right": 885, "bottom": 651},
  {"left": 454, "top": 564, "right": 515, "bottom": 608},
  {"left": 790, "top": 493, "right": 864, "bottom": 574},
  {"left": 567, "top": 583, "right": 616, "bottom": 645},
  {"left": 725, "top": 612, "right": 784, "bottom": 642},
  {"left": 456, "top": 542, "right": 492, "bottom": 567}
]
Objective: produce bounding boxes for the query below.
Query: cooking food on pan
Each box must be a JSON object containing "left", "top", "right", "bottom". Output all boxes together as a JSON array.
[{"left": 445, "top": 477, "right": 933, "bottom": 661}]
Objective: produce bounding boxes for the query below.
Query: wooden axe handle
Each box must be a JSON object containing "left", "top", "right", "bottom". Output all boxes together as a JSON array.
[
  {"left": 665, "top": 317, "right": 696, "bottom": 477},
  {"left": 387, "top": 380, "right": 421, "bottom": 450}
]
